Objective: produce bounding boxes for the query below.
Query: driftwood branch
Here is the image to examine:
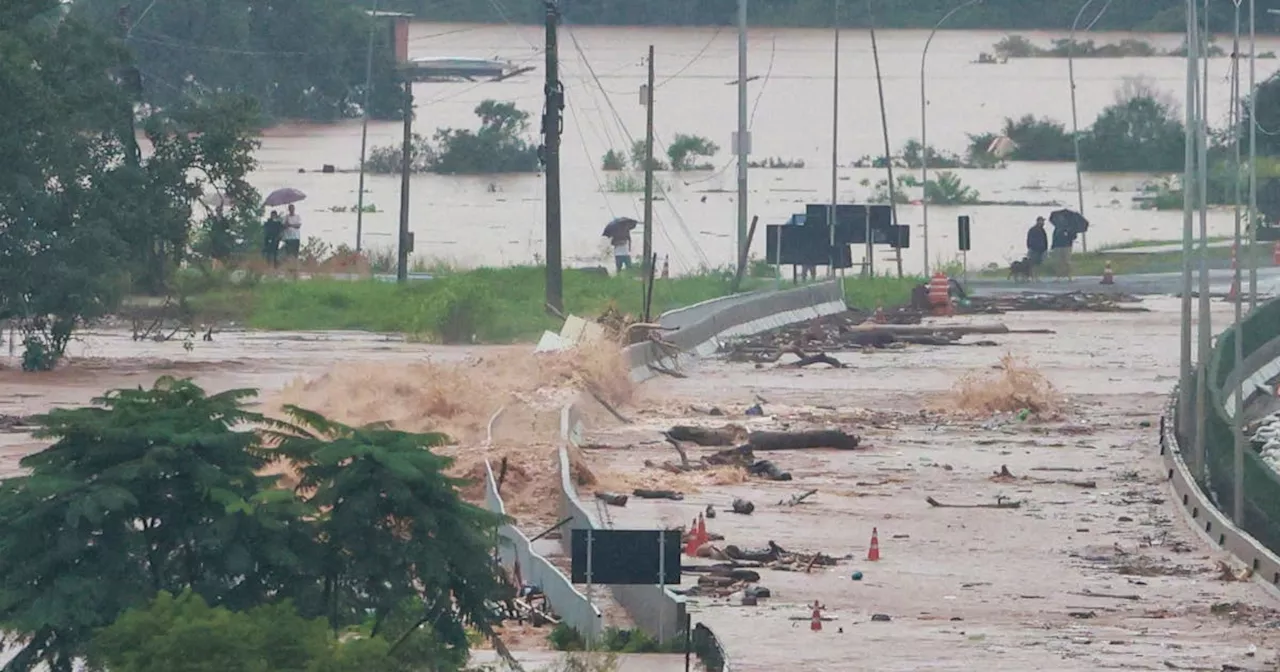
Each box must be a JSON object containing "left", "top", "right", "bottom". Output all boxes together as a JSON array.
[
  {"left": 926, "top": 495, "right": 1022, "bottom": 509},
  {"left": 662, "top": 434, "right": 691, "bottom": 468},
  {"left": 586, "top": 386, "right": 632, "bottom": 424}
]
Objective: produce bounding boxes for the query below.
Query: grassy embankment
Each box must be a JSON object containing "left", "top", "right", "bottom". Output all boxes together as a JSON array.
[
  {"left": 186, "top": 266, "right": 921, "bottom": 343},
  {"left": 977, "top": 236, "right": 1268, "bottom": 278}
]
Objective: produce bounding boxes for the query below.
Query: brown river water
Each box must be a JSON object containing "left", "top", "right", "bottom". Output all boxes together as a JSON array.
[{"left": 250, "top": 23, "right": 1280, "bottom": 274}]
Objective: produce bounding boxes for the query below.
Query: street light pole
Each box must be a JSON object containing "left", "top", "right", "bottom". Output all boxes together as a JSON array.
[
  {"left": 1179, "top": 0, "right": 1199, "bottom": 463},
  {"left": 1249, "top": 0, "right": 1258, "bottom": 311},
  {"left": 1231, "top": 0, "right": 1246, "bottom": 525},
  {"left": 921, "top": 0, "right": 982, "bottom": 278},
  {"left": 1067, "top": 0, "right": 1112, "bottom": 252},
  {"left": 355, "top": 0, "right": 379, "bottom": 252}
]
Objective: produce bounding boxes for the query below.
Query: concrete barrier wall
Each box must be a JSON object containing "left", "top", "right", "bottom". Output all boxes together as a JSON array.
[
  {"left": 558, "top": 280, "right": 847, "bottom": 665},
  {"left": 627, "top": 280, "right": 847, "bottom": 382},
  {"left": 483, "top": 460, "right": 604, "bottom": 640}
]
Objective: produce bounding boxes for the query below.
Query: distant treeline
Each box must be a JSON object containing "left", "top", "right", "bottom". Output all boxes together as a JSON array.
[{"left": 384, "top": 0, "right": 1280, "bottom": 32}]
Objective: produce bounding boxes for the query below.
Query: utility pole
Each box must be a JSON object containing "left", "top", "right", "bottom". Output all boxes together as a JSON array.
[
  {"left": 867, "top": 2, "right": 901, "bottom": 277},
  {"left": 735, "top": 0, "right": 750, "bottom": 275},
  {"left": 542, "top": 0, "right": 565, "bottom": 314},
  {"left": 642, "top": 45, "right": 656, "bottom": 280},
  {"left": 355, "top": 0, "right": 379, "bottom": 252},
  {"left": 1179, "top": 0, "right": 1198, "bottom": 459},
  {"left": 397, "top": 78, "right": 412, "bottom": 283},
  {"left": 829, "top": 0, "right": 839, "bottom": 277}
]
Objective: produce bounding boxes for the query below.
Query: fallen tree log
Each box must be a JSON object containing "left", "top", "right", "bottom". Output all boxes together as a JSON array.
[
  {"left": 746, "top": 430, "right": 860, "bottom": 451},
  {"left": 667, "top": 425, "right": 745, "bottom": 447},
  {"left": 926, "top": 495, "right": 1021, "bottom": 509},
  {"left": 780, "top": 352, "right": 845, "bottom": 369}
]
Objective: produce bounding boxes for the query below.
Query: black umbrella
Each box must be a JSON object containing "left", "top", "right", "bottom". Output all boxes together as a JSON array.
[
  {"left": 601, "top": 217, "right": 638, "bottom": 240},
  {"left": 1049, "top": 209, "right": 1089, "bottom": 235}
]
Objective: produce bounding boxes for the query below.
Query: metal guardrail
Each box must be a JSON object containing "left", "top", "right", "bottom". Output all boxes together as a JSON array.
[{"left": 1165, "top": 296, "right": 1280, "bottom": 586}]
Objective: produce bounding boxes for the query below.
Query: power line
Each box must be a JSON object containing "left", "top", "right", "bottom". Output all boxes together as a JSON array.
[{"left": 655, "top": 27, "right": 723, "bottom": 88}]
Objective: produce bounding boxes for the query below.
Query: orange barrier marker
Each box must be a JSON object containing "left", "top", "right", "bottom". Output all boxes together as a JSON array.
[
  {"left": 684, "top": 517, "right": 700, "bottom": 556},
  {"left": 873, "top": 305, "right": 887, "bottom": 324},
  {"left": 1100, "top": 261, "right": 1114, "bottom": 285},
  {"left": 696, "top": 513, "right": 708, "bottom": 547},
  {"left": 810, "top": 601, "right": 823, "bottom": 631},
  {"left": 867, "top": 527, "right": 881, "bottom": 561}
]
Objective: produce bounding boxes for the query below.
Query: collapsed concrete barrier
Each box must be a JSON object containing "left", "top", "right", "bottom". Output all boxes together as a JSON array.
[
  {"left": 558, "top": 280, "right": 847, "bottom": 665},
  {"left": 483, "top": 459, "right": 604, "bottom": 641}
]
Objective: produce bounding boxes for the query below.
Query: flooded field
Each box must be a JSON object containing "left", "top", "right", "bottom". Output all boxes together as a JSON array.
[
  {"left": 570, "top": 298, "right": 1280, "bottom": 671},
  {"left": 247, "top": 23, "right": 1278, "bottom": 273}
]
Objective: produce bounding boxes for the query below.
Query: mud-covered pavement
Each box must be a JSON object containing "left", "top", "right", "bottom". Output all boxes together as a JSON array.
[{"left": 579, "top": 297, "right": 1280, "bottom": 671}]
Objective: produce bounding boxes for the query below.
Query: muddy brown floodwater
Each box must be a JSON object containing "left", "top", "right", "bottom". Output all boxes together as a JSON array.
[{"left": 576, "top": 297, "right": 1280, "bottom": 671}]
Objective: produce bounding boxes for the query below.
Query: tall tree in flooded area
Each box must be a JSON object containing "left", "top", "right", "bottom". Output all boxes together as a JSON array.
[
  {"left": 71, "top": 0, "right": 406, "bottom": 122},
  {"left": 0, "top": 0, "right": 265, "bottom": 368}
]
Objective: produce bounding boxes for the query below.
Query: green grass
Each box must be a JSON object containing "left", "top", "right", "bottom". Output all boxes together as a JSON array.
[{"left": 841, "top": 274, "right": 922, "bottom": 310}]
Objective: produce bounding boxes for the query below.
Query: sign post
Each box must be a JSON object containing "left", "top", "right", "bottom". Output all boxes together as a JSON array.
[{"left": 585, "top": 528, "right": 594, "bottom": 652}]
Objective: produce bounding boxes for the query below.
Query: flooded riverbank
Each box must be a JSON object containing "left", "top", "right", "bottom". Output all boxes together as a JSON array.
[{"left": 246, "top": 23, "right": 1276, "bottom": 274}]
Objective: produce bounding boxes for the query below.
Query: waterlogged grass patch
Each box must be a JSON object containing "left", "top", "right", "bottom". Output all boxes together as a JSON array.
[{"left": 191, "top": 265, "right": 922, "bottom": 342}]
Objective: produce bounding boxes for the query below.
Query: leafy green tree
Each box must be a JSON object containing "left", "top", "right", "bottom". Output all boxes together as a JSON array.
[
  {"left": 1079, "top": 96, "right": 1185, "bottom": 172},
  {"left": 0, "top": 378, "right": 303, "bottom": 671},
  {"left": 267, "top": 408, "right": 507, "bottom": 654},
  {"left": 428, "top": 100, "right": 541, "bottom": 174},
  {"left": 89, "top": 590, "right": 405, "bottom": 672},
  {"left": 666, "top": 134, "right": 719, "bottom": 171},
  {"left": 0, "top": 1, "right": 264, "bottom": 367}
]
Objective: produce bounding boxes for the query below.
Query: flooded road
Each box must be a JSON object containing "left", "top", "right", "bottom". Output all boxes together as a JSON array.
[
  {"left": 574, "top": 298, "right": 1280, "bottom": 670},
  {"left": 250, "top": 24, "right": 1276, "bottom": 274}
]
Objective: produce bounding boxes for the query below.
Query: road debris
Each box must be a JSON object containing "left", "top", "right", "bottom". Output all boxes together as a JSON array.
[
  {"left": 731, "top": 498, "right": 755, "bottom": 515},
  {"left": 632, "top": 488, "right": 682, "bottom": 501},
  {"left": 779, "top": 489, "right": 818, "bottom": 506},
  {"left": 926, "top": 495, "right": 1022, "bottom": 509},
  {"left": 721, "top": 313, "right": 1036, "bottom": 359},
  {"left": 595, "top": 492, "right": 628, "bottom": 507},
  {"left": 991, "top": 464, "right": 1097, "bottom": 489},
  {"left": 666, "top": 425, "right": 746, "bottom": 446}
]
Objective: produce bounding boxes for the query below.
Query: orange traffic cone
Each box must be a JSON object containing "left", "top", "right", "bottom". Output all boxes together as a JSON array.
[
  {"left": 873, "top": 305, "right": 887, "bottom": 324},
  {"left": 810, "top": 600, "right": 823, "bottom": 631},
  {"left": 1273, "top": 241, "right": 1280, "bottom": 266},
  {"left": 661, "top": 255, "right": 670, "bottom": 279},
  {"left": 1100, "top": 261, "right": 1114, "bottom": 285},
  {"left": 867, "top": 527, "right": 881, "bottom": 561},
  {"left": 696, "top": 513, "right": 708, "bottom": 547},
  {"left": 684, "top": 517, "right": 700, "bottom": 556}
]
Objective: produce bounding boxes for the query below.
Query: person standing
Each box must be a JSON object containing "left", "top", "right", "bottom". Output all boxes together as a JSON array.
[
  {"left": 611, "top": 231, "right": 632, "bottom": 272},
  {"left": 1050, "top": 215, "right": 1075, "bottom": 281},
  {"left": 263, "top": 210, "right": 283, "bottom": 267},
  {"left": 1026, "top": 216, "right": 1048, "bottom": 269},
  {"left": 282, "top": 204, "right": 302, "bottom": 261}
]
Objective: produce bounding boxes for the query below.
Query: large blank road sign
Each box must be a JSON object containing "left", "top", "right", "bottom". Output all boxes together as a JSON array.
[{"left": 570, "top": 529, "right": 681, "bottom": 586}]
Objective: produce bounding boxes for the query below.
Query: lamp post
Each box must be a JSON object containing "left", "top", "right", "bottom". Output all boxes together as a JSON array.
[
  {"left": 920, "top": 0, "right": 982, "bottom": 277},
  {"left": 1067, "top": 0, "right": 1113, "bottom": 253}
]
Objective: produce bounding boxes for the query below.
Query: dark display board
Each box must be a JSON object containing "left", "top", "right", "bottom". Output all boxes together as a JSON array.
[{"left": 570, "top": 529, "right": 682, "bottom": 586}]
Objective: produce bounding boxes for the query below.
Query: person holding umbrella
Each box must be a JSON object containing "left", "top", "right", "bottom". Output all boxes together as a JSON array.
[
  {"left": 282, "top": 203, "right": 303, "bottom": 261},
  {"left": 601, "top": 217, "right": 638, "bottom": 273}
]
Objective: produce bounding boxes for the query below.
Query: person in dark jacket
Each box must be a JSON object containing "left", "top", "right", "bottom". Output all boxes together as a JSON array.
[
  {"left": 1026, "top": 216, "right": 1048, "bottom": 267},
  {"left": 1050, "top": 216, "right": 1077, "bottom": 280},
  {"left": 263, "top": 210, "right": 283, "bottom": 267}
]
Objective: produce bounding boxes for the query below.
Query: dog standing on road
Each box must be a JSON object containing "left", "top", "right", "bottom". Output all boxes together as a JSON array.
[{"left": 1008, "top": 257, "right": 1033, "bottom": 283}]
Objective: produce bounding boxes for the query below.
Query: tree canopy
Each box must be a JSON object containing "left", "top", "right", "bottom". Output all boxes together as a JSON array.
[
  {"left": 0, "top": 0, "right": 264, "bottom": 370},
  {"left": 0, "top": 377, "right": 506, "bottom": 672}
]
